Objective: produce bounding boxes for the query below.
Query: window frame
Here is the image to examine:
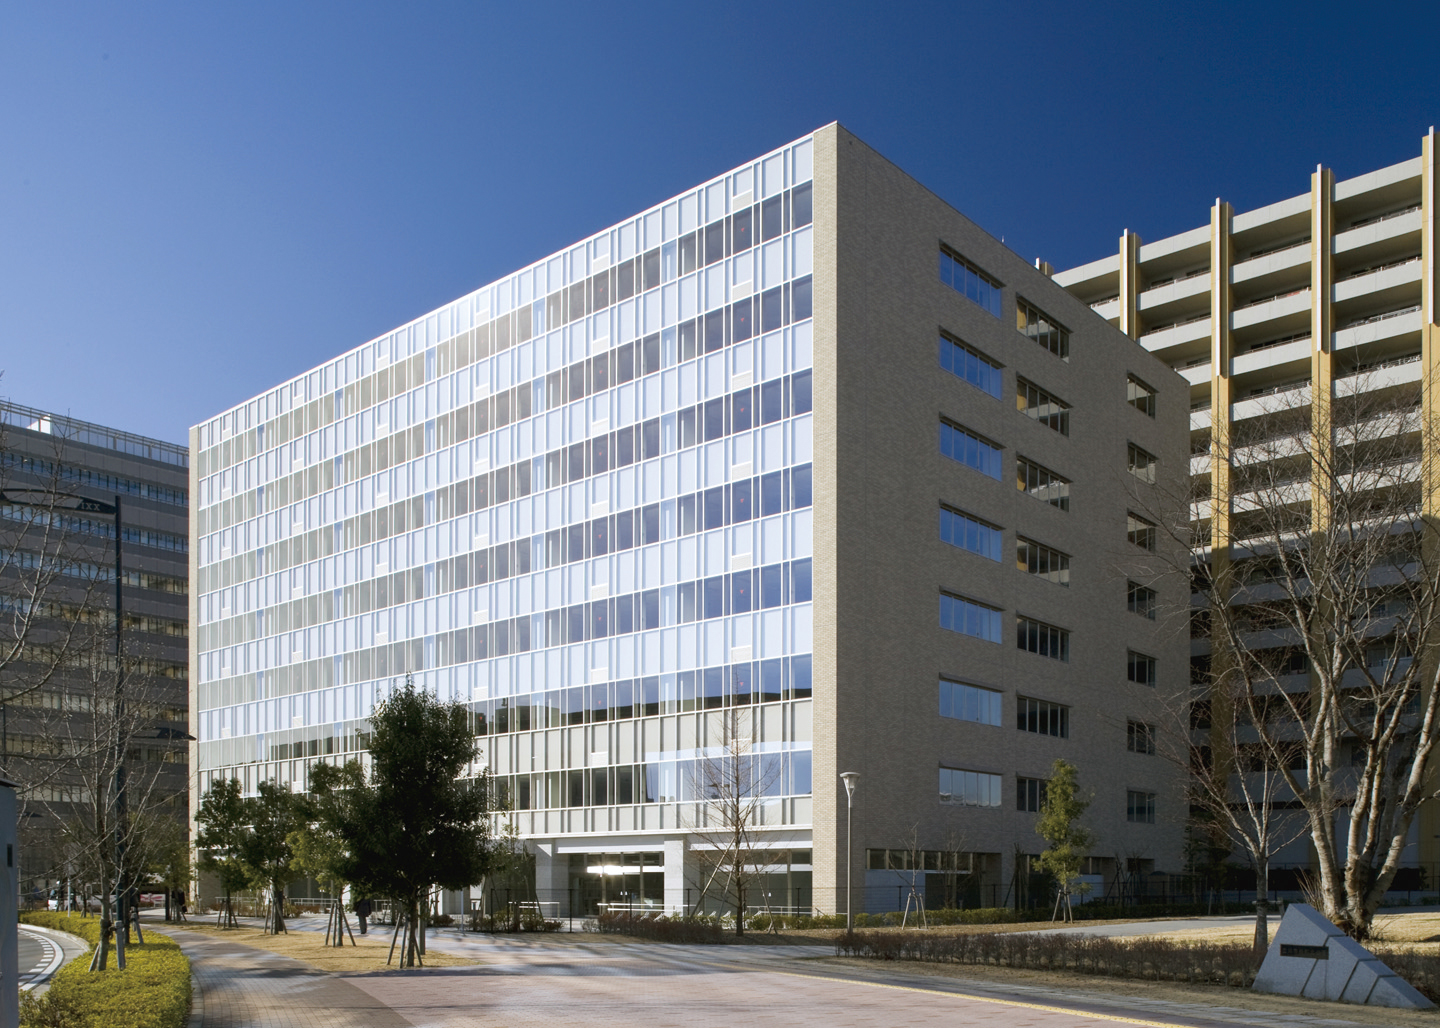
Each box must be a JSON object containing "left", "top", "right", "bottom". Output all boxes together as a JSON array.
[
  {"left": 1016, "top": 615, "right": 1070, "bottom": 661},
  {"left": 939, "top": 332, "right": 1004, "bottom": 399},
  {"left": 939, "top": 678, "right": 1003, "bottom": 727},
  {"left": 1017, "top": 695, "right": 1070, "bottom": 738},
  {"left": 1127, "top": 374, "right": 1157, "bottom": 417},
  {"left": 1127, "top": 580, "right": 1158, "bottom": 620},
  {"left": 1127, "top": 443, "right": 1158, "bottom": 484},
  {"left": 941, "top": 418, "right": 1004, "bottom": 480},
  {"left": 1127, "top": 512, "right": 1157, "bottom": 552},
  {"left": 940, "top": 591, "right": 1005, "bottom": 644},
  {"left": 1016, "top": 456, "right": 1071, "bottom": 510},
  {"left": 939, "top": 246, "right": 1004, "bottom": 319},
  {"left": 1127, "top": 789, "right": 1157, "bottom": 824},
  {"left": 1016, "top": 536, "right": 1070, "bottom": 586},
  {"left": 1127, "top": 650, "right": 1157, "bottom": 687},
  {"left": 1016, "top": 296, "right": 1070, "bottom": 359},
  {"left": 1127, "top": 720, "right": 1156, "bottom": 755},
  {"left": 940, "top": 504, "right": 1004, "bottom": 562},
  {"left": 1016, "top": 377, "right": 1071, "bottom": 435}
]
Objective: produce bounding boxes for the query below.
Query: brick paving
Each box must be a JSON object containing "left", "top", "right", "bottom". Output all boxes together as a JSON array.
[
  {"left": 158, "top": 927, "right": 413, "bottom": 1028},
  {"left": 158, "top": 921, "right": 1380, "bottom": 1028}
]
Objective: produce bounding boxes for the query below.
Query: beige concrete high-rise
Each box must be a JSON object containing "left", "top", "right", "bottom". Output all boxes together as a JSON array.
[{"left": 1054, "top": 129, "right": 1440, "bottom": 880}]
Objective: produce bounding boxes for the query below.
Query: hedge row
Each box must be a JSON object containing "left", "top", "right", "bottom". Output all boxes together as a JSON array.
[
  {"left": 19, "top": 912, "right": 191, "bottom": 1028},
  {"left": 596, "top": 911, "right": 726, "bottom": 943},
  {"left": 834, "top": 928, "right": 1440, "bottom": 1001}
]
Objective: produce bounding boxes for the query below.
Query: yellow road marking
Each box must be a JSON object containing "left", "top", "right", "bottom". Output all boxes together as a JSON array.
[{"left": 760, "top": 966, "right": 1206, "bottom": 1028}]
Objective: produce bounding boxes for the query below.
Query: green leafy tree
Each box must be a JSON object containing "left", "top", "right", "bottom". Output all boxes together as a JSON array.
[
  {"left": 318, "top": 676, "right": 495, "bottom": 966},
  {"left": 1034, "top": 759, "right": 1094, "bottom": 923},
  {"left": 239, "top": 779, "right": 310, "bottom": 934},
  {"left": 292, "top": 761, "right": 366, "bottom": 945},
  {"left": 194, "top": 778, "right": 249, "bottom": 927}
]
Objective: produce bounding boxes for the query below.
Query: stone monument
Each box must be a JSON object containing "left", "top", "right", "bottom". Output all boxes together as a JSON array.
[{"left": 1252, "top": 902, "right": 1433, "bottom": 1009}]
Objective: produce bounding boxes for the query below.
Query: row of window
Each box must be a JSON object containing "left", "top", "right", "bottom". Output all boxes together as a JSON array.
[
  {"left": 200, "top": 360, "right": 813, "bottom": 555},
  {"left": 964, "top": 774, "right": 1156, "bottom": 822},
  {"left": 945, "top": 507, "right": 1156, "bottom": 561},
  {"left": 939, "top": 335, "right": 1159, "bottom": 429},
  {"left": 939, "top": 593, "right": 1074, "bottom": 662},
  {"left": 203, "top": 463, "right": 814, "bottom": 646},
  {"left": 939, "top": 419, "right": 1073, "bottom": 512},
  {"left": 0, "top": 452, "right": 188, "bottom": 508},
  {"left": 196, "top": 181, "right": 817, "bottom": 479},
  {"left": 470, "top": 654, "right": 816, "bottom": 733},
  {"left": 0, "top": 505, "right": 188, "bottom": 554}
]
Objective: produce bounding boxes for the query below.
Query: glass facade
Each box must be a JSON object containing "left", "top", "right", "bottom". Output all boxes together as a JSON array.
[{"left": 192, "top": 138, "right": 818, "bottom": 861}]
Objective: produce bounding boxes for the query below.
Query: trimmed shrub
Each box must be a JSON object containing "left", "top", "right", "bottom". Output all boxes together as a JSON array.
[
  {"left": 836, "top": 929, "right": 1259, "bottom": 986},
  {"left": 596, "top": 911, "right": 725, "bottom": 943},
  {"left": 19, "top": 912, "right": 191, "bottom": 1028}
]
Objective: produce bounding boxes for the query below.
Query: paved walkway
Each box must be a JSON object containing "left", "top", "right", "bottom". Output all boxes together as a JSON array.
[
  {"left": 156, "top": 927, "right": 413, "bottom": 1028},
  {"left": 152, "top": 921, "right": 1389, "bottom": 1028}
]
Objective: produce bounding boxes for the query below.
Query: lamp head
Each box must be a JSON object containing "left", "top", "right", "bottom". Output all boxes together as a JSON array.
[{"left": 839, "top": 771, "right": 859, "bottom": 801}]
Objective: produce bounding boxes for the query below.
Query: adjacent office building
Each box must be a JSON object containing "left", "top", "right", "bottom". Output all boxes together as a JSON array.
[
  {"left": 0, "top": 401, "right": 190, "bottom": 900},
  {"left": 1054, "top": 128, "right": 1440, "bottom": 874},
  {"left": 190, "top": 124, "right": 1188, "bottom": 916}
]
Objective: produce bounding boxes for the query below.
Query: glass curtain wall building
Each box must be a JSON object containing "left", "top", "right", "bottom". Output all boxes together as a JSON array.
[
  {"left": 192, "top": 125, "right": 1192, "bottom": 918},
  {"left": 192, "top": 138, "right": 819, "bottom": 915}
]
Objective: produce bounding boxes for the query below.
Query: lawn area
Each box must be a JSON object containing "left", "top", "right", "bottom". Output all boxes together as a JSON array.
[{"left": 160, "top": 918, "right": 481, "bottom": 973}]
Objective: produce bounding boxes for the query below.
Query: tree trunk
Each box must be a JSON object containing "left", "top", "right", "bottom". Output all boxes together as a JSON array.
[
  {"left": 272, "top": 881, "right": 286, "bottom": 934},
  {"left": 1253, "top": 859, "right": 1270, "bottom": 956}
]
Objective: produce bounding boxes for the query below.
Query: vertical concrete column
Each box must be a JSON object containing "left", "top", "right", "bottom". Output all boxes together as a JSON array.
[
  {"left": 663, "top": 837, "right": 692, "bottom": 914},
  {"left": 1119, "top": 229, "right": 1143, "bottom": 340},
  {"left": 533, "top": 841, "right": 569, "bottom": 916},
  {"left": 1310, "top": 165, "right": 1336, "bottom": 530},
  {"left": 1419, "top": 128, "right": 1440, "bottom": 873}
]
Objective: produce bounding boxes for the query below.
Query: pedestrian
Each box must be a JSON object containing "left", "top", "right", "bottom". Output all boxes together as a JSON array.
[{"left": 354, "top": 896, "right": 372, "bottom": 935}]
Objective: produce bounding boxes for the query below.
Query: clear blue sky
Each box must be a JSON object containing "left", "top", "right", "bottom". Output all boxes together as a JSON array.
[{"left": 4, "top": 2, "right": 1436, "bottom": 445}]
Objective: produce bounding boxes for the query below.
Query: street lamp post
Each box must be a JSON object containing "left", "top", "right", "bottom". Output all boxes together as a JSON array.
[{"left": 839, "top": 772, "right": 858, "bottom": 931}]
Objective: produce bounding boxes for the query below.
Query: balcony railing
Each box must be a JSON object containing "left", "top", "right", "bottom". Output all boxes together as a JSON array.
[
  {"left": 1341, "top": 304, "right": 1422, "bottom": 329},
  {"left": 1235, "top": 287, "right": 1308, "bottom": 312},
  {"left": 1339, "top": 254, "right": 1422, "bottom": 282},
  {"left": 1349, "top": 204, "right": 1421, "bottom": 230}
]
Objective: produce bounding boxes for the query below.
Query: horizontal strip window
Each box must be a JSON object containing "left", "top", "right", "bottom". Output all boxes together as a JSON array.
[
  {"left": 1017, "top": 776, "right": 1048, "bottom": 812},
  {"left": 199, "top": 460, "right": 814, "bottom": 596},
  {"left": 0, "top": 505, "right": 188, "bottom": 553},
  {"left": 1017, "top": 616, "right": 1069, "bottom": 661},
  {"left": 939, "top": 334, "right": 1003, "bottom": 398},
  {"left": 940, "top": 767, "right": 1002, "bottom": 807},
  {"left": 1017, "top": 696, "right": 1069, "bottom": 737},
  {"left": 940, "top": 592, "right": 1004, "bottom": 644},
  {"left": 940, "top": 506, "right": 1003, "bottom": 562},
  {"left": 939, "top": 247, "right": 1003, "bottom": 318},
  {"left": 1127, "top": 650, "right": 1157, "bottom": 687},
  {"left": 1016, "top": 297, "right": 1069, "bottom": 359},
  {"left": 940, "top": 420, "right": 1003, "bottom": 480},
  {"left": 1016, "top": 457, "right": 1069, "bottom": 510},
  {"left": 197, "top": 182, "right": 817, "bottom": 477},
  {"left": 1016, "top": 378, "right": 1070, "bottom": 435},
  {"left": 1016, "top": 537, "right": 1069, "bottom": 585},
  {"left": 0, "top": 453, "right": 187, "bottom": 507},
  {"left": 940, "top": 679, "right": 1002, "bottom": 726}
]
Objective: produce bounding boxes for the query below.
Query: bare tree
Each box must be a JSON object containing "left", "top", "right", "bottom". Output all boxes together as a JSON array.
[
  {"left": 684, "top": 706, "right": 781, "bottom": 935},
  {"left": 1144, "top": 371, "right": 1440, "bottom": 940},
  {"left": 0, "top": 420, "right": 111, "bottom": 721},
  {"left": 26, "top": 621, "right": 187, "bottom": 968},
  {"left": 1174, "top": 667, "right": 1309, "bottom": 953}
]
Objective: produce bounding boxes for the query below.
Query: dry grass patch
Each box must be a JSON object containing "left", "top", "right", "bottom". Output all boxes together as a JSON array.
[{"left": 159, "top": 920, "right": 479, "bottom": 973}]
